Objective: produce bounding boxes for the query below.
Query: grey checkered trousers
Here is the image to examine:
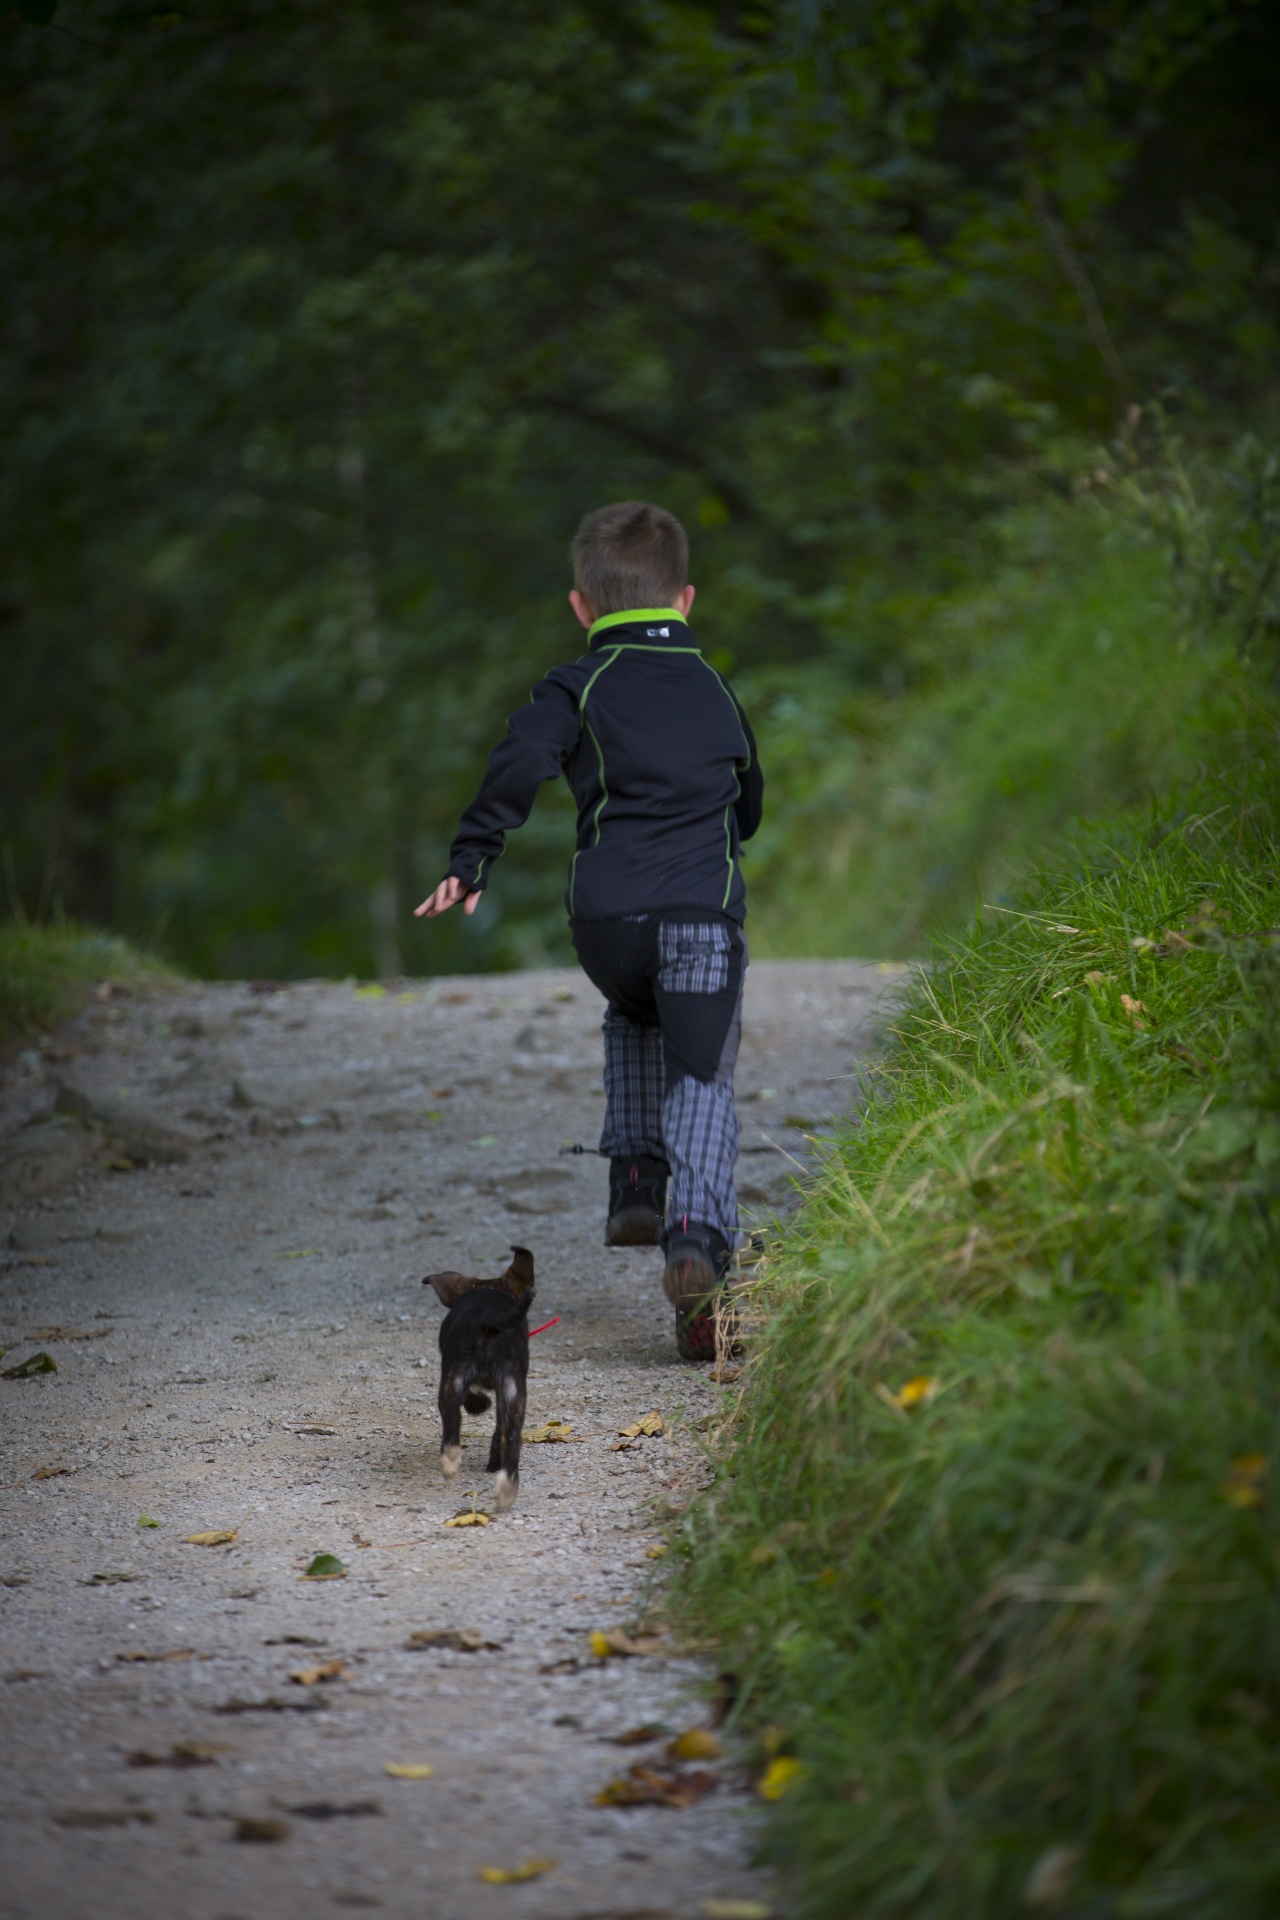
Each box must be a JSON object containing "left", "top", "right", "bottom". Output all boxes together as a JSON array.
[{"left": 599, "top": 921, "right": 743, "bottom": 1246}]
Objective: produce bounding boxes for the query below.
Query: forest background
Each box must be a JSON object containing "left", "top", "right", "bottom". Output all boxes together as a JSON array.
[{"left": 4, "top": 0, "right": 1278, "bottom": 984}]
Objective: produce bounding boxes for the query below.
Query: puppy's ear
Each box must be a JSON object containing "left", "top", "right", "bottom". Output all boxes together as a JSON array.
[
  {"left": 503, "top": 1246, "right": 536, "bottom": 1296},
  {"left": 423, "top": 1270, "right": 473, "bottom": 1308}
]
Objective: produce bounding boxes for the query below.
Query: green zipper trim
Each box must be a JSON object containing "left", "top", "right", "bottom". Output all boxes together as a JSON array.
[
  {"left": 568, "top": 648, "right": 625, "bottom": 914},
  {"left": 586, "top": 607, "right": 688, "bottom": 641}
]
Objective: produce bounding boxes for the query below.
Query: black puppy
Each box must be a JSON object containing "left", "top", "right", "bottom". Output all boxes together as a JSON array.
[{"left": 422, "top": 1246, "right": 535, "bottom": 1513}]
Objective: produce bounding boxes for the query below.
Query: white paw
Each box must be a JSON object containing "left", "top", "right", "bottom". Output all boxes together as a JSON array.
[
  {"left": 494, "top": 1469, "right": 516, "bottom": 1513},
  {"left": 441, "top": 1444, "right": 462, "bottom": 1479}
]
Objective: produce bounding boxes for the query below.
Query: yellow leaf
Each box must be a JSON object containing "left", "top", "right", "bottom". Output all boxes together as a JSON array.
[
  {"left": 668, "top": 1727, "right": 721, "bottom": 1761},
  {"left": 185, "top": 1529, "right": 237, "bottom": 1547},
  {"left": 646, "top": 1543, "right": 667, "bottom": 1559},
  {"left": 384, "top": 1762, "right": 433, "bottom": 1780},
  {"left": 478, "top": 1859, "right": 554, "bottom": 1885},
  {"left": 590, "top": 1626, "right": 664, "bottom": 1658},
  {"left": 758, "top": 1756, "right": 807, "bottom": 1801},
  {"left": 617, "top": 1410, "right": 665, "bottom": 1439},
  {"left": 289, "top": 1659, "right": 349, "bottom": 1686},
  {"left": 282, "top": 1248, "right": 321, "bottom": 1259},
  {"left": 525, "top": 1420, "right": 582, "bottom": 1444},
  {"left": 877, "top": 1375, "right": 939, "bottom": 1412},
  {"left": 1119, "top": 992, "right": 1148, "bottom": 1026},
  {"left": 443, "top": 1509, "right": 490, "bottom": 1527},
  {"left": 1222, "top": 1453, "right": 1267, "bottom": 1510}
]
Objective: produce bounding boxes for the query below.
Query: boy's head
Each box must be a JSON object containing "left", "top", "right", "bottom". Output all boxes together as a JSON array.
[{"left": 570, "top": 501, "right": 689, "bottom": 620}]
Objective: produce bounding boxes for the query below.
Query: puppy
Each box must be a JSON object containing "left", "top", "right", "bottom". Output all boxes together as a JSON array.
[{"left": 422, "top": 1246, "right": 535, "bottom": 1513}]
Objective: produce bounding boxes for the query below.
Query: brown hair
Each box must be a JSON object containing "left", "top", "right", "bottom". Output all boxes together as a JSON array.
[{"left": 570, "top": 501, "right": 689, "bottom": 616}]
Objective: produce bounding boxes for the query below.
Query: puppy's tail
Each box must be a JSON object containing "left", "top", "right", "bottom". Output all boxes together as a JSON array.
[{"left": 463, "top": 1388, "right": 491, "bottom": 1415}]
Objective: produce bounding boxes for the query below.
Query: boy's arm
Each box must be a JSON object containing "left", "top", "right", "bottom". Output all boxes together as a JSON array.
[
  {"left": 730, "top": 689, "right": 764, "bottom": 841},
  {"left": 416, "top": 671, "right": 583, "bottom": 918}
]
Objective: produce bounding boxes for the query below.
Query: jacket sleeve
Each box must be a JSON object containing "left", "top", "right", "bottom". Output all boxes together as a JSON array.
[
  {"left": 729, "top": 688, "right": 764, "bottom": 843},
  {"left": 446, "top": 670, "right": 583, "bottom": 890}
]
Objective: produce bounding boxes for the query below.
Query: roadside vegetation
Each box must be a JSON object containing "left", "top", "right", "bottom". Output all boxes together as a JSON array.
[
  {"left": 672, "top": 454, "right": 1280, "bottom": 1914},
  {"left": 0, "top": 921, "right": 174, "bottom": 1047}
]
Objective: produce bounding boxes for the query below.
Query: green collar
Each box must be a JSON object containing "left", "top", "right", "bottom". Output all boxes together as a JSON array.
[{"left": 586, "top": 607, "right": 689, "bottom": 643}]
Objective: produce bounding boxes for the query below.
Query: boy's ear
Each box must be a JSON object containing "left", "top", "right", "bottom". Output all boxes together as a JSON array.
[
  {"left": 673, "top": 584, "right": 696, "bottom": 617},
  {"left": 569, "top": 589, "right": 595, "bottom": 630}
]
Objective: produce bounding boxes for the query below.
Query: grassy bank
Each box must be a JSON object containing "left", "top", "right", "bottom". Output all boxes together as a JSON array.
[
  {"left": 743, "top": 439, "right": 1272, "bottom": 960},
  {"left": 675, "top": 692, "right": 1280, "bottom": 1904},
  {"left": 0, "top": 921, "right": 175, "bottom": 1047}
]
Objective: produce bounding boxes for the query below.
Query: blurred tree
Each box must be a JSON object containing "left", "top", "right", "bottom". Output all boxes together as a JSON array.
[{"left": 1, "top": 0, "right": 1275, "bottom": 975}]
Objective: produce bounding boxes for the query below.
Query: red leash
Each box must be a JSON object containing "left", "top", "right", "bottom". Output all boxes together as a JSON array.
[{"left": 528, "top": 1315, "right": 561, "bottom": 1338}]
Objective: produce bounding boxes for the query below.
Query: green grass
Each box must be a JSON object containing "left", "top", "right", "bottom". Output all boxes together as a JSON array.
[
  {"left": 744, "top": 490, "right": 1251, "bottom": 961},
  {"left": 674, "top": 701, "right": 1280, "bottom": 1916},
  {"left": 0, "top": 920, "right": 177, "bottom": 1045}
]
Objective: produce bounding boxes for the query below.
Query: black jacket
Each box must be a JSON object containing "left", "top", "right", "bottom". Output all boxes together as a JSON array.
[{"left": 446, "top": 609, "right": 763, "bottom": 922}]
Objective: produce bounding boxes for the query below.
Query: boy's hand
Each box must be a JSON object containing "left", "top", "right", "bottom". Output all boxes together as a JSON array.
[{"left": 413, "top": 875, "right": 483, "bottom": 919}]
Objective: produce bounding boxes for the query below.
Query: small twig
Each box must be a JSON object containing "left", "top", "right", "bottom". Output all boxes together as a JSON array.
[{"left": 1024, "top": 164, "right": 1129, "bottom": 408}]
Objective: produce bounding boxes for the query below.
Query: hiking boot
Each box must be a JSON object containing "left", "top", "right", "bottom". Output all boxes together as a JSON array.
[
  {"left": 660, "top": 1222, "right": 730, "bottom": 1310},
  {"left": 605, "top": 1153, "right": 669, "bottom": 1247},
  {"left": 675, "top": 1290, "right": 743, "bottom": 1365}
]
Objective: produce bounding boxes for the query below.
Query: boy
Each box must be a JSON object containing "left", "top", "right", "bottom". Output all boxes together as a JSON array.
[{"left": 415, "top": 501, "right": 762, "bottom": 1361}]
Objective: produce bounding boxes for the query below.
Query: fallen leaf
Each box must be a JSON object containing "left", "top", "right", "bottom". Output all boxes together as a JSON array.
[
  {"left": 617, "top": 1410, "right": 665, "bottom": 1439},
  {"left": 612, "top": 1724, "right": 670, "bottom": 1746},
  {"left": 384, "top": 1762, "right": 434, "bottom": 1780},
  {"left": 87, "top": 1571, "right": 138, "bottom": 1585},
  {"left": 1222, "top": 1453, "right": 1267, "bottom": 1510},
  {"left": 186, "top": 1529, "right": 237, "bottom": 1547},
  {"left": 702, "top": 1903, "right": 773, "bottom": 1920},
  {"left": 525, "top": 1420, "right": 583, "bottom": 1444},
  {"left": 235, "top": 1816, "right": 289, "bottom": 1842},
  {"left": 406, "top": 1628, "right": 501, "bottom": 1652},
  {"left": 876, "top": 1375, "right": 940, "bottom": 1412},
  {"left": 469, "top": 1134, "right": 497, "bottom": 1149},
  {"left": 214, "top": 1696, "right": 324, "bottom": 1715},
  {"left": 645, "top": 1543, "right": 667, "bottom": 1560},
  {"left": 28, "top": 1327, "right": 112, "bottom": 1341},
  {"left": 295, "top": 1424, "right": 337, "bottom": 1435},
  {"left": 32, "top": 1465, "right": 71, "bottom": 1480},
  {"left": 590, "top": 1627, "right": 665, "bottom": 1659},
  {"left": 289, "top": 1659, "right": 350, "bottom": 1686},
  {"left": 478, "top": 1858, "right": 554, "bottom": 1884},
  {"left": 443, "top": 1494, "right": 491, "bottom": 1528},
  {"left": 667, "top": 1727, "right": 722, "bottom": 1762},
  {"left": 302, "top": 1552, "right": 347, "bottom": 1579},
  {"left": 595, "top": 1763, "right": 719, "bottom": 1809},
  {"left": 282, "top": 1249, "right": 322, "bottom": 1259},
  {"left": 117, "top": 1649, "right": 193, "bottom": 1664},
  {"left": 288, "top": 1799, "right": 381, "bottom": 1820},
  {"left": 138, "top": 1513, "right": 160, "bottom": 1529},
  {"left": 126, "top": 1742, "right": 222, "bottom": 1768},
  {"left": 1023, "top": 1844, "right": 1082, "bottom": 1909},
  {"left": 757, "top": 1756, "right": 807, "bottom": 1801},
  {"left": 709, "top": 1364, "right": 742, "bottom": 1384},
  {"left": 3, "top": 1351, "right": 57, "bottom": 1379},
  {"left": 53, "top": 1806, "right": 155, "bottom": 1828}
]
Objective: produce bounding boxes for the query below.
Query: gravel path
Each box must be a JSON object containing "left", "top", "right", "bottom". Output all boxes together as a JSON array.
[{"left": 0, "top": 959, "right": 901, "bottom": 1920}]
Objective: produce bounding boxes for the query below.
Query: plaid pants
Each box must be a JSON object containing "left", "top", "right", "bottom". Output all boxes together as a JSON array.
[{"left": 573, "top": 916, "right": 745, "bottom": 1247}]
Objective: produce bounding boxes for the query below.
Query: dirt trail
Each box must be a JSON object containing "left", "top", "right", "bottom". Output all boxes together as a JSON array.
[{"left": 0, "top": 959, "right": 901, "bottom": 1920}]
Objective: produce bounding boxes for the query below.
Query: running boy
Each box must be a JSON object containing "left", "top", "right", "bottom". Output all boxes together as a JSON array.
[{"left": 414, "top": 501, "right": 762, "bottom": 1361}]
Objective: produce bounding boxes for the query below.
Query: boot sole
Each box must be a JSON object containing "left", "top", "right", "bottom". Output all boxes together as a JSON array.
[
  {"left": 661, "top": 1249, "right": 719, "bottom": 1310},
  {"left": 606, "top": 1209, "right": 663, "bottom": 1248}
]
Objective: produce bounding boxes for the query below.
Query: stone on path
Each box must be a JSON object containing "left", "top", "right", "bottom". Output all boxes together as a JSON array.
[
  {"left": 0, "top": 1115, "right": 99, "bottom": 1203},
  {"left": 55, "top": 1082, "right": 198, "bottom": 1164}
]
